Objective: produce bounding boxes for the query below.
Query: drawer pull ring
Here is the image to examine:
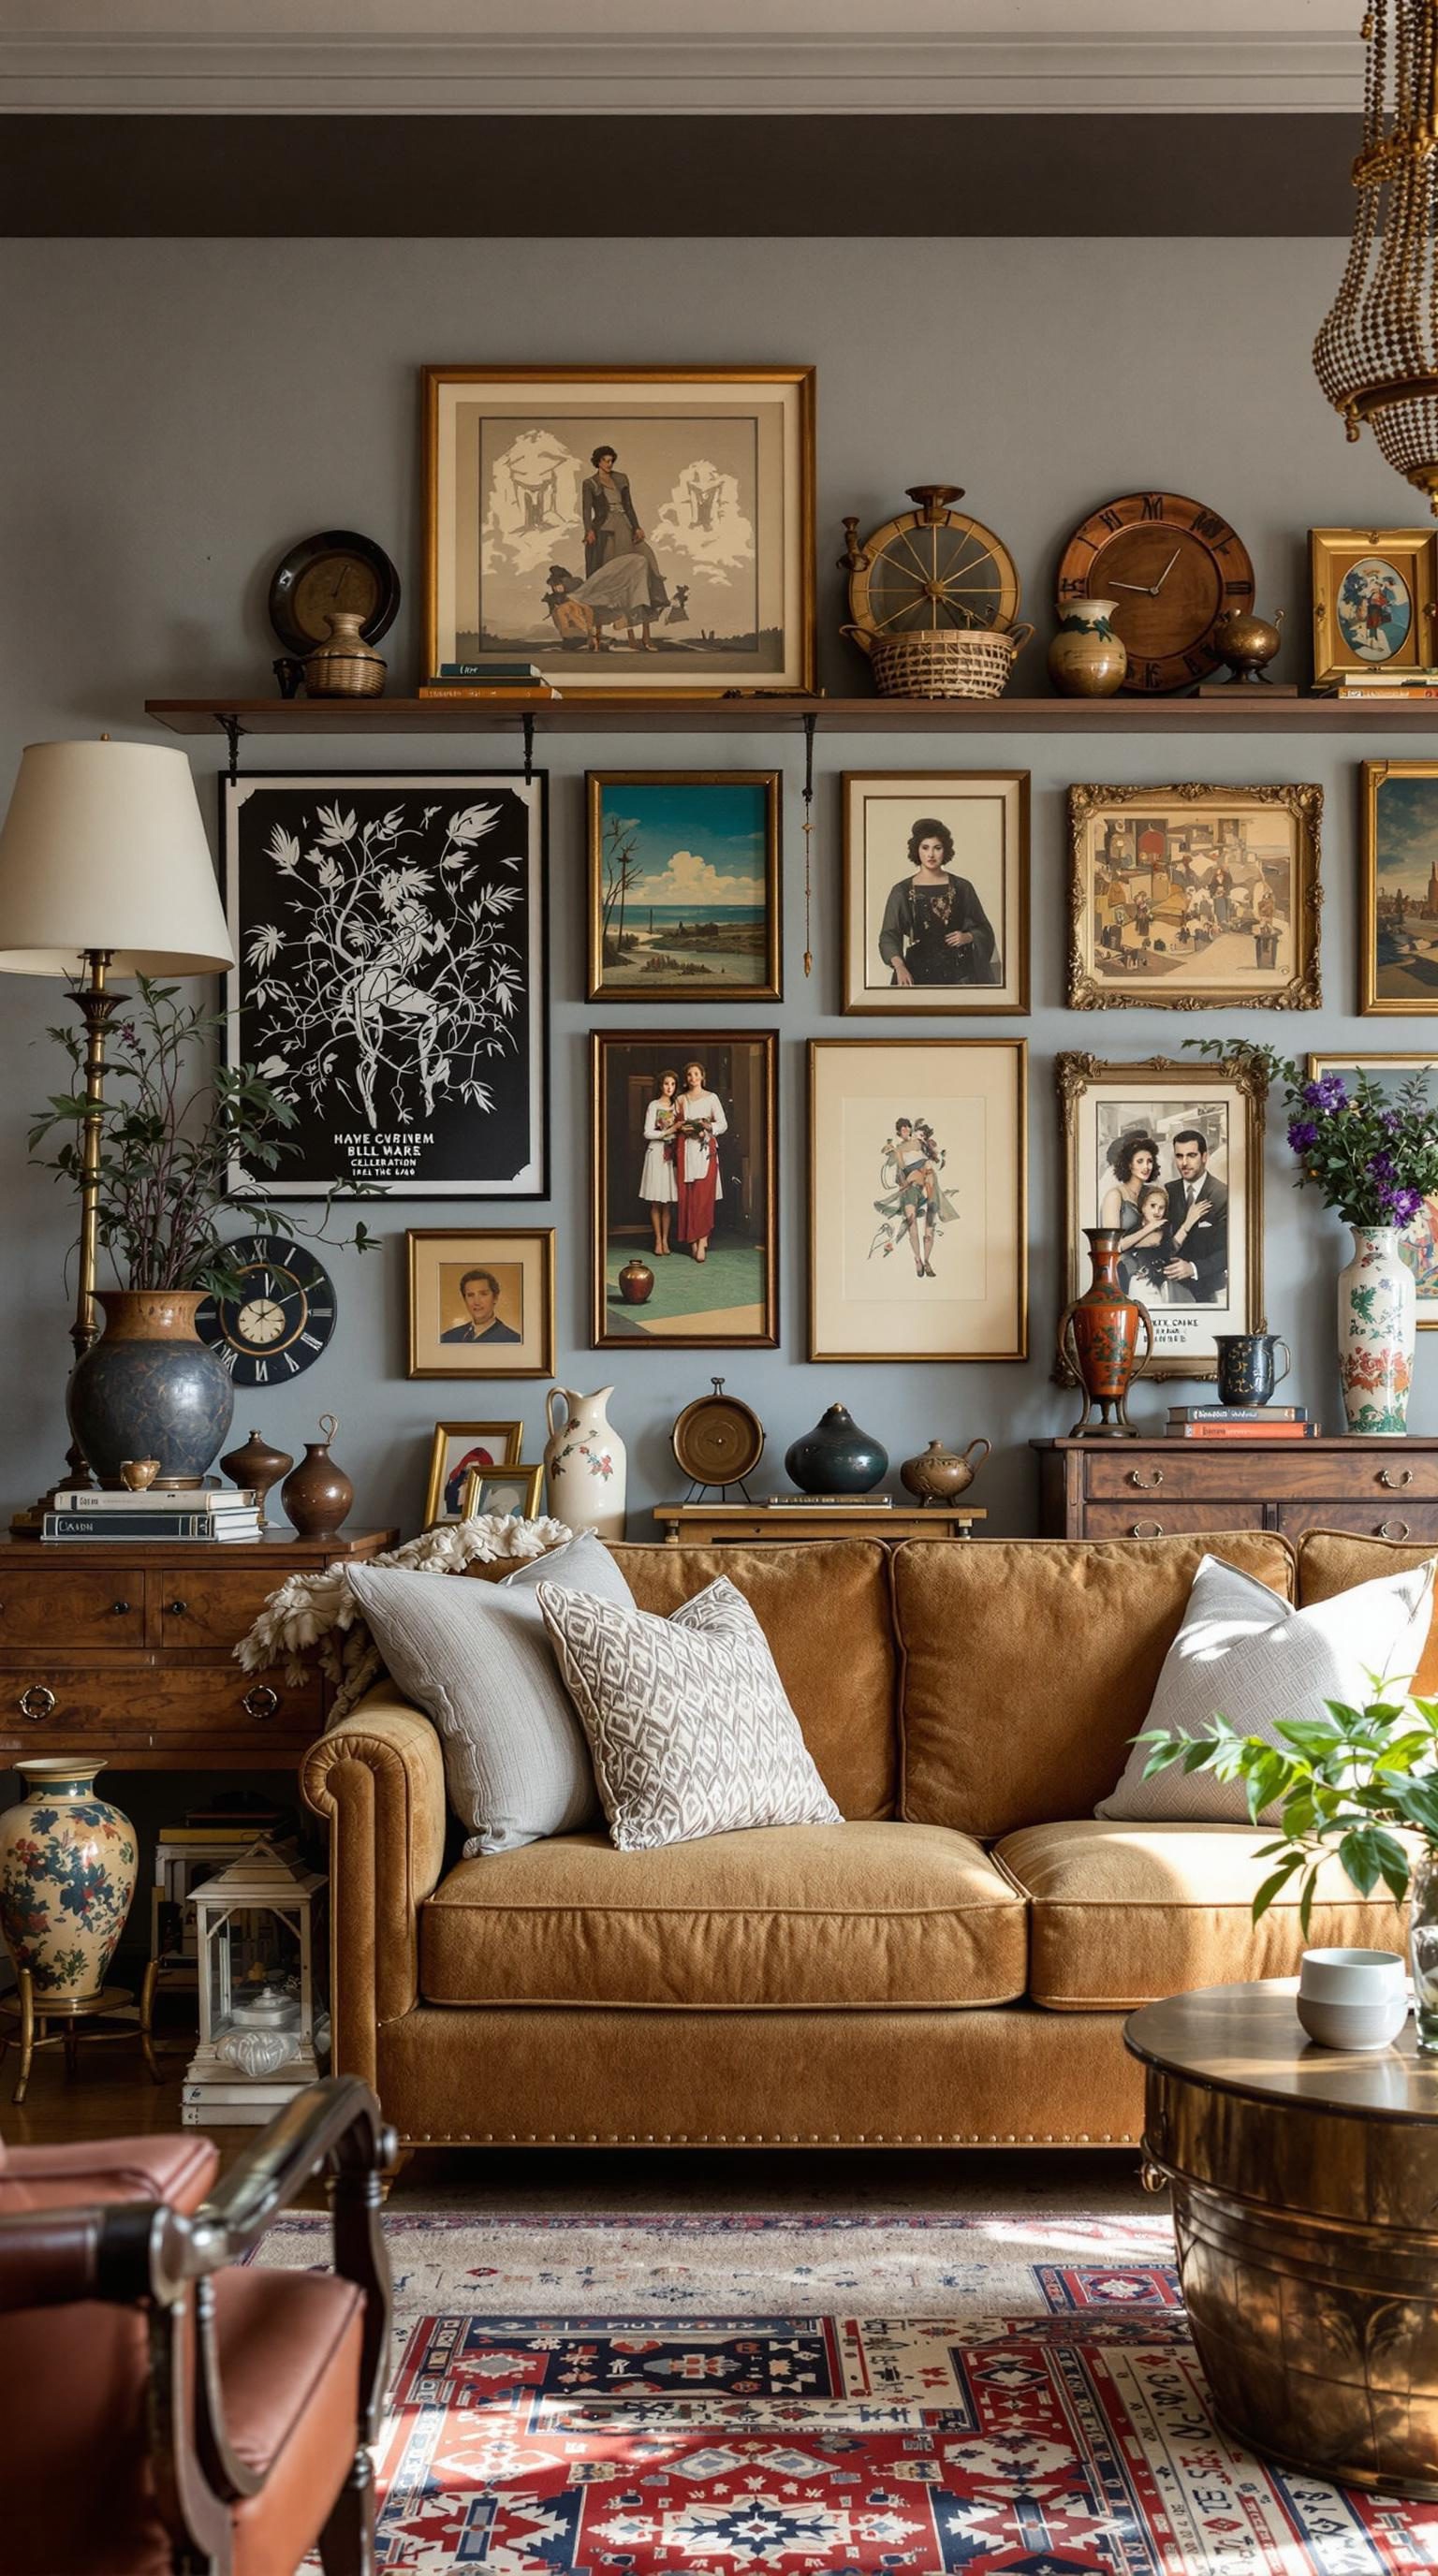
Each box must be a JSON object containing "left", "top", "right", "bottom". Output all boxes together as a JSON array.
[
  {"left": 167, "top": 1600, "right": 188, "bottom": 1617},
  {"left": 110, "top": 1600, "right": 130, "bottom": 1617},
  {"left": 242, "top": 1686, "right": 280, "bottom": 1721},
  {"left": 1379, "top": 1467, "right": 1414, "bottom": 1490},
  {"left": 18, "top": 1685, "right": 55, "bottom": 1722},
  {"left": 1127, "top": 1468, "right": 1164, "bottom": 1489},
  {"left": 1130, "top": 1519, "right": 1165, "bottom": 1538},
  {"left": 1379, "top": 1517, "right": 1413, "bottom": 1542}
]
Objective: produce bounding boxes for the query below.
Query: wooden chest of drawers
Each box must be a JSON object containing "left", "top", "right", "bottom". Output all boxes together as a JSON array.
[
  {"left": 0, "top": 1530, "right": 396, "bottom": 1771},
  {"left": 1033, "top": 1439, "right": 1438, "bottom": 1548}
]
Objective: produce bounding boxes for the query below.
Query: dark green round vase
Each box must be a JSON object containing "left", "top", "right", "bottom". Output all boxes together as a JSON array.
[
  {"left": 784, "top": 1401, "right": 888, "bottom": 1495},
  {"left": 66, "top": 1290, "right": 234, "bottom": 1486}
]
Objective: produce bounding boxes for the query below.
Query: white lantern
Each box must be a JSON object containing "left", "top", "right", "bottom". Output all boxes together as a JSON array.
[{"left": 182, "top": 1837, "right": 326, "bottom": 2127}]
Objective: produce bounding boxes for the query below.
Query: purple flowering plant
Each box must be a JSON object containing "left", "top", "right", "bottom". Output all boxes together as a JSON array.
[{"left": 1187, "top": 1039, "right": 1438, "bottom": 1230}]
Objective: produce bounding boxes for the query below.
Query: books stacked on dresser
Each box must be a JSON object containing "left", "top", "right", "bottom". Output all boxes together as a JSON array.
[
  {"left": 1165, "top": 1405, "right": 1319, "bottom": 1441},
  {"left": 42, "top": 1486, "right": 262, "bottom": 1542}
]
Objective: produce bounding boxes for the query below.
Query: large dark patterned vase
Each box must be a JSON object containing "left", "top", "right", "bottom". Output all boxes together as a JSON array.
[
  {"left": 1057, "top": 1227, "right": 1153, "bottom": 1439},
  {"left": 66, "top": 1290, "right": 234, "bottom": 1486}
]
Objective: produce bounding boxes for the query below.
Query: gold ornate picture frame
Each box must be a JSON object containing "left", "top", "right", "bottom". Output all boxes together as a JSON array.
[
  {"left": 1310, "top": 526, "right": 1438, "bottom": 687},
  {"left": 1359, "top": 759, "right": 1438, "bottom": 1014},
  {"left": 422, "top": 1419, "right": 524, "bottom": 1526},
  {"left": 1067, "top": 782, "right": 1322, "bottom": 1011}
]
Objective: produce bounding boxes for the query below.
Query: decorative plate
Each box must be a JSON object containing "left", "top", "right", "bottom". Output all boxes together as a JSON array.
[{"left": 267, "top": 528, "right": 402, "bottom": 656}]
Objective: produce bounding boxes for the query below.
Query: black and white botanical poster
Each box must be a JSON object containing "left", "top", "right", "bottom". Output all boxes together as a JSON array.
[{"left": 223, "top": 772, "right": 547, "bottom": 1196}]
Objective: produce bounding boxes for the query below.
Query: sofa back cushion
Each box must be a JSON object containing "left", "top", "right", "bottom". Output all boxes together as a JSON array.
[
  {"left": 609, "top": 1539, "right": 896, "bottom": 1819},
  {"left": 1298, "top": 1528, "right": 1438, "bottom": 1695},
  {"left": 895, "top": 1530, "right": 1295, "bottom": 1840}
]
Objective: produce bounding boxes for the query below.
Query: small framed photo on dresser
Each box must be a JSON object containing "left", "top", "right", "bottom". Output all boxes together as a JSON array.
[
  {"left": 842, "top": 771, "right": 1028, "bottom": 1015},
  {"left": 407, "top": 1228, "right": 555, "bottom": 1380},
  {"left": 422, "top": 1419, "right": 524, "bottom": 1526}
]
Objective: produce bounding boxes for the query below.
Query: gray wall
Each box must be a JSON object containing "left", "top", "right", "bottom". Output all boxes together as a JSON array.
[{"left": 1, "top": 234, "right": 1432, "bottom": 1543}]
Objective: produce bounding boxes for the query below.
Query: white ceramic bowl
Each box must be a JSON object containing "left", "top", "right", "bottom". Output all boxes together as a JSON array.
[
  {"left": 1297, "top": 1949, "right": 1407, "bottom": 2050},
  {"left": 1296, "top": 1991, "right": 1410, "bottom": 2051}
]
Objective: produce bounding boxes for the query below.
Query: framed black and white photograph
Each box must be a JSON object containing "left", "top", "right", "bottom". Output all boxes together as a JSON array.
[{"left": 222, "top": 771, "right": 547, "bottom": 1195}]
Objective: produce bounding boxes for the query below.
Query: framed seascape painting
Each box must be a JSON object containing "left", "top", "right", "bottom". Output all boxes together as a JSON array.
[
  {"left": 841, "top": 771, "right": 1029, "bottom": 1016},
  {"left": 223, "top": 772, "right": 547, "bottom": 1195},
  {"left": 422, "top": 1418, "right": 523, "bottom": 1526},
  {"left": 407, "top": 1228, "right": 555, "bottom": 1381},
  {"left": 1309, "top": 1054, "right": 1438, "bottom": 1327},
  {"left": 808, "top": 1039, "right": 1027, "bottom": 1364},
  {"left": 423, "top": 365, "right": 815, "bottom": 695},
  {"left": 1310, "top": 527, "right": 1437, "bottom": 688},
  {"left": 592, "top": 1032, "right": 777, "bottom": 1348},
  {"left": 1057, "top": 1052, "right": 1269, "bottom": 1381},
  {"left": 1360, "top": 761, "right": 1438, "bottom": 1013},
  {"left": 587, "top": 771, "right": 781, "bottom": 1002},
  {"left": 1067, "top": 782, "right": 1322, "bottom": 1010}
]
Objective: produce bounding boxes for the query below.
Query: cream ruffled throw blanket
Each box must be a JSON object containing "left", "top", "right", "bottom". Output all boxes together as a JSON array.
[{"left": 234, "top": 1512, "right": 573, "bottom": 1721}]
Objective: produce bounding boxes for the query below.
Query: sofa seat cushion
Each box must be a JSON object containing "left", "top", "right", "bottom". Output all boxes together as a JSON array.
[
  {"left": 996, "top": 1819, "right": 1411, "bottom": 2012},
  {"left": 420, "top": 1821, "right": 1027, "bottom": 2010}
]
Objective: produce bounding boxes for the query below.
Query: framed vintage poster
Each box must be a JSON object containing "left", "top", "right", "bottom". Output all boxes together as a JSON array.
[
  {"left": 587, "top": 770, "right": 781, "bottom": 1002},
  {"left": 459, "top": 1463, "right": 546, "bottom": 1522},
  {"left": 407, "top": 1228, "right": 555, "bottom": 1381},
  {"left": 1360, "top": 760, "right": 1438, "bottom": 1013},
  {"left": 223, "top": 771, "right": 547, "bottom": 1195},
  {"left": 1067, "top": 782, "right": 1322, "bottom": 1011},
  {"left": 592, "top": 1032, "right": 777, "bottom": 1349},
  {"left": 841, "top": 770, "right": 1029, "bottom": 1016},
  {"left": 1056, "top": 1052, "right": 1269, "bottom": 1382},
  {"left": 808, "top": 1039, "right": 1027, "bottom": 1363},
  {"left": 1310, "top": 527, "right": 1438, "bottom": 688},
  {"left": 422, "top": 1418, "right": 523, "bottom": 1526},
  {"left": 1309, "top": 1052, "right": 1438, "bottom": 1328},
  {"left": 423, "top": 365, "right": 815, "bottom": 695}
]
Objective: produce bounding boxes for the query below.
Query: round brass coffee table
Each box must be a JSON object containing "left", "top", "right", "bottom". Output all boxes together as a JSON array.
[{"left": 1127, "top": 1979, "right": 1438, "bottom": 2497}]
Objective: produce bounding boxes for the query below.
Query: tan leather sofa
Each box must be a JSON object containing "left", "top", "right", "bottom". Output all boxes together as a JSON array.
[{"left": 302, "top": 1528, "right": 1433, "bottom": 2152}]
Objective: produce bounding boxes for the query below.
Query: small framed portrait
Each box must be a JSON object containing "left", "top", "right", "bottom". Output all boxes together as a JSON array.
[
  {"left": 1360, "top": 760, "right": 1438, "bottom": 1013},
  {"left": 422, "top": 1419, "right": 523, "bottom": 1526},
  {"left": 592, "top": 1032, "right": 777, "bottom": 1348},
  {"left": 808, "top": 1038, "right": 1027, "bottom": 1363},
  {"left": 1057, "top": 1051, "right": 1269, "bottom": 1381},
  {"left": 1309, "top": 1052, "right": 1438, "bottom": 1326},
  {"left": 407, "top": 1228, "right": 555, "bottom": 1380},
  {"left": 587, "top": 771, "right": 781, "bottom": 1002},
  {"left": 459, "top": 1464, "right": 546, "bottom": 1522},
  {"left": 1067, "top": 783, "right": 1322, "bottom": 1010},
  {"left": 841, "top": 770, "right": 1029, "bottom": 1015},
  {"left": 1311, "top": 527, "right": 1438, "bottom": 687}
]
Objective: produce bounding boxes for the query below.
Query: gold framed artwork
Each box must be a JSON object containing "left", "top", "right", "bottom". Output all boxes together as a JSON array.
[
  {"left": 407, "top": 1227, "right": 555, "bottom": 1380},
  {"left": 841, "top": 770, "right": 1029, "bottom": 1017},
  {"left": 1067, "top": 782, "right": 1322, "bottom": 1011},
  {"left": 807, "top": 1038, "right": 1027, "bottom": 1363},
  {"left": 592, "top": 1032, "right": 778, "bottom": 1349},
  {"left": 587, "top": 770, "right": 781, "bottom": 1003},
  {"left": 1308, "top": 1052, "right": 1438, "bottom": 1327},
  {"left": 1056, "top": 1051, "right": 1269, "bottom": 1382},
  {"left": 459, "top": 1463, "right": 546, "bottom": 1522},
  {"left": 422, "top": 364, "right": 816, "bottom": 695},
  {"left": 422, "top": 1419, "right": 523, "bottom": 1526},
  {"left": 1359, "top": 760, "right": 1438, "bottom": 1013},
  {"left": 1310, "top": 527, "right": 1438, "bottom": 687}
]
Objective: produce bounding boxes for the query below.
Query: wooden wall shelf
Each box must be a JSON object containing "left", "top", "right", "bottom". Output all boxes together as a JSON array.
[{"left": 145, "top": 694, "right": 1438, "bottom": 740}]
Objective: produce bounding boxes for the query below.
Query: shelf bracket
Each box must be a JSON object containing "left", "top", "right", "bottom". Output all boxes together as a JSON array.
[
  {"left": 522, "top": 712, "right": 536, "bottom": 785},
  {"left": 801, "top": 710, "right": 817, "bottom": 977},
  {"left": 215, "top": 714, "right": 244, "bottom": 786}
]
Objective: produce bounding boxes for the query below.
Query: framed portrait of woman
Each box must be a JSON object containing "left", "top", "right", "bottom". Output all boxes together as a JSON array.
[
  {"left": 808, "top": 1039, "right": 1027, "bottom": 1362},
  {"left": 841, "top": 771, "right": 1029, "bottom": 1016},
  {"left": 591, "top": 1032, "right": 777, "bottom": 1348}
]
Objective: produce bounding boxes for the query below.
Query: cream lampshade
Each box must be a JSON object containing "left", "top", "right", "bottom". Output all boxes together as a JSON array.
[{"left": 0, "top": 738, "right": 232, "bottom": 974}]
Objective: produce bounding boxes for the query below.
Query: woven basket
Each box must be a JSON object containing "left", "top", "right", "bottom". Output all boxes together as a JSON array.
[{"left": 844, "top": 621, "right": 1033, "bottom": 701}]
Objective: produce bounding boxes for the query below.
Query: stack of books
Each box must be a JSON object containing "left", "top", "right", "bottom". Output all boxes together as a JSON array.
[
  {"left": 1166, "top": 1404, "right": 1318, "bottom": 1441},
  {"left": 767, "top": 1492, "right": 892, "bottom": 1507},
  {"left": 418, "top": 661, "right": 559, "bottom": 700},
  {"left": 1321, "top": 670, "right": 1438, "bottom": 700},
  {"left": 43, "top": 1486, "right": 262, "bottom": 1542}
]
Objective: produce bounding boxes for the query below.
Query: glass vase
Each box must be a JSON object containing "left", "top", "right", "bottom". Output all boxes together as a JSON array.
[{"left": 1409, "top": 1848, "right": 1438, "bottom": 2053}]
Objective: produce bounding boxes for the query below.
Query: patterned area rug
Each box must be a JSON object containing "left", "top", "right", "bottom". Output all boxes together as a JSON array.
[{"left": 260, "top": 2208, "right": 1438, "bottom": 2570}]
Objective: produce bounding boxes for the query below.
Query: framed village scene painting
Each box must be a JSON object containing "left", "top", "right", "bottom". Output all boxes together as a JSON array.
[
  {"left": 1067, "top": 782, "right": 1322, "bottom": 1010},
  {"left": 587, "top": 771, "right": 781, "bottom": 1002},
  {"left": 407, "top": 1228, "right": 555, "bottom": 1381},
  {"left": 1360, "top": 761, "right": 1438, "bottom": 1013},
  {"left": 423, "top": 365, "right": 815, "bottom": 695},
  {"left": 224, "top": 772, "right": 546, "bottom": 1195},
  {"left": 808, "top": 1039, "right": 1027, "bottom": 1363},
  {"left": 1309, "top": 1054, "right": 1438, "bottom": 1327},
  {"left": 1057, "top": 1052, "right": 1268, "bottom": 1381},
  {"left": 841, "top": 770, "right": 1029, "bottom": 1016},
  {"left": 592, "top": 1032, "right": 777, "bottom": 1348}
]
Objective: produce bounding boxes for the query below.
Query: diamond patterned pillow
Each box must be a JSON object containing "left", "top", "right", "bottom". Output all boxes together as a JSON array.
[{"left": 536, "top": 1574, "right": 844, "bottom": 1852}]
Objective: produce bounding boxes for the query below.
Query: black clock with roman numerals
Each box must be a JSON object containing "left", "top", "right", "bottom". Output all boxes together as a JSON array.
[
  {"left": 1056, "top": 490, "right": 1256, "bottom": 693},
  {"left": 195, "top": 1235, "right": 337, "bottom": 1387}
]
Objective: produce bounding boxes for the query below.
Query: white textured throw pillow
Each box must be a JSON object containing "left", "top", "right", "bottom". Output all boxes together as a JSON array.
[
  {"left": 537, "top": 1573, "right": 844, "bottom": 1852},
  {"left": 1097, "top": 1549, "right": 1437, "bottom": 1822},
  {"left": 345, "top": 1530, "right": 633, "bottom": 1854}
]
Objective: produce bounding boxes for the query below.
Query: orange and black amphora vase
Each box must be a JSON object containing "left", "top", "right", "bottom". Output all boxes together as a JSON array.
[{"left": 1057, "top": 1227, "right": 1154, "bottom": 1438}]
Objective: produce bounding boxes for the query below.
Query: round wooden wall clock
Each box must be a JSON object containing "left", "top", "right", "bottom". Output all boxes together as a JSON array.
[
  {"left": 195, "top": 1235, "right": 337, "bottom": 1387},
  {"left": 1057, "top": 491, "right": 1255, "bottom": 693},
  {"left": 844, "top": 485, "right": 1021, "bottom": 637}
]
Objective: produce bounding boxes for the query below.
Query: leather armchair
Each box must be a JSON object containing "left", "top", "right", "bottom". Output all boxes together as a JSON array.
[{"left": 0, "top": 2075, "right": 395, "bottom": 2576}]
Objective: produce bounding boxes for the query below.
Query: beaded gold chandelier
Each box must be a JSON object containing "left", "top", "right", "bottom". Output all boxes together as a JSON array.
[{"left": 1314, "top": 0, "right": 1438, "bottom": 513}]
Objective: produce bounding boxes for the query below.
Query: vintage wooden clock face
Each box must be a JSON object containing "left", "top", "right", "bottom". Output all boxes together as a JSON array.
[
  {"left": 847, "top": 503, "right": 1021, "bottom": 637},
  {"left": 1058, "top": 491, "right": 1255, "bottom": 693},
  {"left": 195, "top": 1236, "right": 337, "bottom": 1387}
]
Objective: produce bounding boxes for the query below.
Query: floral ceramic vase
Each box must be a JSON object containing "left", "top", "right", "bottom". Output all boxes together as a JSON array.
[
  {"left": 1338, "top": 1223, "right": 1416, "bottom": 1435},
  {"left": 1047, "top": 596, "right": 1128, "bottom": 697},
  {"left": 544, "top": 1384, "right": 627, "bottom": 1541},
  {"left": 1057, "top": 1226, "right": 1154, "bottom": 1437},
  {"left": 0, "top": 1758, "right": 138, "bottom": 2004}
]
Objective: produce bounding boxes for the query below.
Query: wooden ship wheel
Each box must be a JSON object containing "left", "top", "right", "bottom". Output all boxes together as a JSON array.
[{"left": 840, "top": 484, "right": 1022, "bottom": 640}]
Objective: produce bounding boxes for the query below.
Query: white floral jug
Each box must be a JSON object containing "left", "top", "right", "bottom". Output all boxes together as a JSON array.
[{"left": 544, "top": 1384, "right": 627, "bottom": 1541}]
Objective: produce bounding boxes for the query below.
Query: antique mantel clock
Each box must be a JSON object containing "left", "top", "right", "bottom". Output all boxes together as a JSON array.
[
  {"left": 195, "top": 1235, "right": 337, "bottom": 1387},
  {"left": 840, "top": 483, "right": 1022, "bottom": 638},
  {"left": 1057, "top": 490, "right": 1255, "bottom": 693}
]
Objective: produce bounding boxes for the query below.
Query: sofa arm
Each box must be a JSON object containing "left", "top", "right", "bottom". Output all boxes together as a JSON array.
[{"left": 301, "top": 1686, "right": 448, "bottom": 2088}]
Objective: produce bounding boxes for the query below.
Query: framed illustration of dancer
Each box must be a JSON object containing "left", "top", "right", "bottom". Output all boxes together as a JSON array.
[
  {"left": 591, "top": 1032, "right": 778, "bottom": 1348},
  {"left": 1359, "top": 761, "right": 1438, "bottom": 1013},
  {"left": 407, "top": 1227, "right": 555, "bottom": 1381},
  {"left": 423, "top": 365, "right": 816, "bottom": 695},
  {"left": 808, "top": 1039, "right": 1027, "bottom": 1364},
  {"left": 841, "top": 771, "right": 1029, "bottom": 1015},
  {"left": 587, "top": 771, "right": 782, "bottom": 1002},
  {"left": 1308, "top": 1053, "right": 1438, "bottom": 1326},
  {"left": 223, "top": 771, "right": 547, "bottom": 1196},
  {"left": 1056, "top": 1052, "right": 1268, "bottom": 1381},
  {"left": 1067, "top": 782, "right": 1322, "bottom": 1010}
]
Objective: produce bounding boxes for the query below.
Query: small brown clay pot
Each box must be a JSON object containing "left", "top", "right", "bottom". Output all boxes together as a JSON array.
[
  {"left": 281, "top": 1413, "right": 354, "bottom": 1537},
  {"left": 618, "top": 1257, "right": 655, "bottom": 1305},
  {"left": 220, "top": 1427, "right": 295, "bottom": 1530}
]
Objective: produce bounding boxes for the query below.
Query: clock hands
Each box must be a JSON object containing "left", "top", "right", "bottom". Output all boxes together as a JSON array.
[
  {"left": 1110, "top": 549, "right": 1183, "bottom": 601},
  {"left": 1152, "top": 547, "right": 1181, "bottom": 593}
]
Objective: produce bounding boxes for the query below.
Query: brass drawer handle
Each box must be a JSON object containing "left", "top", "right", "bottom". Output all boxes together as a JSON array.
[
  {"left": 1379, "top": 1517, "right": 1413, "bottom": 1542},
  {"left": 110, "top": 1599, "right": 130, "bottom": 1617},
  {"left": 1128, "top": 1468, "right": 1164, "bottom": 1489},
  {"left": 1379, "top": 1467, "right": 1414, "bottom": 1490},
  {"left": 18, "top": 1684, "right": 55, "bottom": 1722},
  {"left": 1130, "top": 1519, "right": 1165, "bottom": 1538},
  {"left": 167, "top": 1599, "right": 188, "bottom": 1617},
  {"left": 242, "top": 1686, "right": 280, "bottom": 1721}
]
